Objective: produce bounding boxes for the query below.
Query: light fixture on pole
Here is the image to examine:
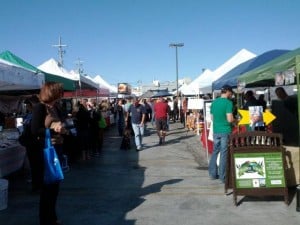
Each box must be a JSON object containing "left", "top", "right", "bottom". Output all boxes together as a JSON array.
[{"left": 169, "top": 43, "right": 184, "bottom": 98}]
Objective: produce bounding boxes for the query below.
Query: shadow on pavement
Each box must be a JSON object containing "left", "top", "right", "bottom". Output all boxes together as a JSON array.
[{"left": 0, "top": 123, "right": 184, "bottom": 225}]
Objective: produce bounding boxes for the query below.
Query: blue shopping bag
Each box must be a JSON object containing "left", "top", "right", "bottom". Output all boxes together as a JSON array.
[{"left": 43, "top": 128, "right": 64, "bottom": 184}]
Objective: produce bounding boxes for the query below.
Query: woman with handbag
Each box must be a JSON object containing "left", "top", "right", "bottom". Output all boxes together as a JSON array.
[{"left": 31, "top": 82, "right": 68, "bottom": 225}]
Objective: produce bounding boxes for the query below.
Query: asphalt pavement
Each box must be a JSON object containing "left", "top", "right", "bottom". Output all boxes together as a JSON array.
[{"left": 0, "top": 121, "right": 300, "bottom": 225}]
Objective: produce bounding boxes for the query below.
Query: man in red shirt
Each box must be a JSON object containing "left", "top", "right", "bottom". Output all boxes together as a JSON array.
[{"left": 154, "top": 97, "right": 169, "bottom": 145}]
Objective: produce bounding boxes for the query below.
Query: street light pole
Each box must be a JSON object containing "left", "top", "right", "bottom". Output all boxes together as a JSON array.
[{"left": 169, "top": 43, "right": 184, "bottom": 98}]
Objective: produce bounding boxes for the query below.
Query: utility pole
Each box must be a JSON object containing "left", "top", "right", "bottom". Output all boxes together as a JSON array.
[
  {"left": 52, "top": 36, "right": 67, "bottom": 67},
  {"left": 169, "top": 43, "right": 184, "bottom": 98},
  {"left": 75, "top": 58, "right": 84, "bottom": 95},
  {"left": 75, "top": 57, "right": 84, "bottom": 75}
]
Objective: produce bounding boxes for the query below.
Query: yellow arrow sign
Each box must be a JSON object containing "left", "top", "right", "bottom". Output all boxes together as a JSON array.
[
  {"left": 238, "top": 109, "right": 250, "bottom": 125},
  {"left": 263, "top": 109, "right": 276, "bottom": 125},
  {"left": 238, "top": 109, "right": 276, "bottom": 125}
]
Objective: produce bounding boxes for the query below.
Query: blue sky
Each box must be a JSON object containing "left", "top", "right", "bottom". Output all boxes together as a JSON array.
[{"left": 1, "top": 0, "right": 300, "bottom": 87}]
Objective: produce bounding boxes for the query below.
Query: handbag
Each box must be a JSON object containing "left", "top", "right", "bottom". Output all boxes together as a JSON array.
[{"left": 43, "top": 128, "right": 64, "bottom": 184}]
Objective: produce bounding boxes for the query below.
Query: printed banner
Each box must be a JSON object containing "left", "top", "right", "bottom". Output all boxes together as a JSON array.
[{"left": 234, "top": 152, "right": 285, "bottom": 188}]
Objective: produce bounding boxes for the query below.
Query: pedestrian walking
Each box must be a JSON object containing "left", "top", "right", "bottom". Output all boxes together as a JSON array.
[
  {"left": 116, "top": 99, "right": 126, "bottom": 136},
  {"left": 126, "top": 97, "right": 146, "bottom": 151},
  {"left": 154, "top": 97, "right": 169, "bottom": 145}
]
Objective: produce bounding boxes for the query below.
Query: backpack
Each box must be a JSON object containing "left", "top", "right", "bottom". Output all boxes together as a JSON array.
[{"left": 18, "top": 120, "right": 32, "bottom": 147}]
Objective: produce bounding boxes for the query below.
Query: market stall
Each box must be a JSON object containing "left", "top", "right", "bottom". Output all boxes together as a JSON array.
[
  {"left": 237, "top": 47, "right": 300, "bottom": 186},
  {"left": 0, "top": 50, "right": 77, "bottom": 91},
  {"left": 186, "top": 98, "right": 204, "bottom": 134},
  {"left": 0, "top": 58, "right": 44, "bottom": 93},
  {"left": 0, "top": 52, "right": 44, "bottom": 178}
]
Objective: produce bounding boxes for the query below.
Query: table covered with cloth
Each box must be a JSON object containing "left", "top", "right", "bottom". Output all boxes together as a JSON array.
[
  {"left": 0, "top": 130, "right": 26, "bottom": 178},
  {"left": 201, "top": 125, "right": 248, "bottom": 154}
]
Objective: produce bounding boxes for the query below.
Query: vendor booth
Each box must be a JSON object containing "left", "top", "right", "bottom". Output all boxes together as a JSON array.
[
  {"left": 0, "top": 58, "right": 44, "bottom": 93},
  {"left": 205, "top": 47, "right": 300, "bottom": 188},
  {"left": 0, "top": 55, "right": 43, "bottom": 177},
  {"left": 0, "top": 50, "right": 76, "bottom": 91},
  {"left": 237, "top": 47, "right": 300, "bottom": 186}
]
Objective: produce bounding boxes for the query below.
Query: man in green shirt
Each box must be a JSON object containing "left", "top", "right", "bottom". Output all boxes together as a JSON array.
[{"left": 208, "top": 85, "right": 234, "bottom": 183}]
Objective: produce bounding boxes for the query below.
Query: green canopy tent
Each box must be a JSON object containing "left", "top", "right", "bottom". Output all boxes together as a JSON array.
[
  {"left": 237, "top": 47, "right": 300, "bottom": 116},
  {"left": 238, "top": 47, "right": 300, "bottom": 148},
  {"left": 237, "top": 47, "right": 300, "bottom": 88},
  {"left": 0, "top": 51, "right": 76, "bottom": 91},
  {"left": 43, "top": 72, "right": 76, "bottom": 91}
]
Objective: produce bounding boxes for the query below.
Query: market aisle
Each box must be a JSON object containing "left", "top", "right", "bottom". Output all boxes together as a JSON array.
[{"left": 0, "top": 122, "right": 299, "bottom": 225}]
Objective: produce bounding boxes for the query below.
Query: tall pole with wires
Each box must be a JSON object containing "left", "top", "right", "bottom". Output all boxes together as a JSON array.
[
  {"left": 75, "top": 58, "right": 84, "bottom": 97},
  {"left": 52, "top": 36, "right": 67, "bottom": 67},
  {"left": 169, "top": 43, "right": 184, "bottom": 98}
]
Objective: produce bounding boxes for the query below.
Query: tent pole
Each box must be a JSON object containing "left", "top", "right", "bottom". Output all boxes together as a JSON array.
[
  {"left": 236, "top": 89, "right": 240, "bottom": 134},
  {"left": 297, "top": 72, "right": 300, "bottom": 184}
]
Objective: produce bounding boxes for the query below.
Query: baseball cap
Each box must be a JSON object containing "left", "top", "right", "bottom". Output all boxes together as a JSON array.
[{"left": 221, "top": 84, "right": 234, "bottom": 93}]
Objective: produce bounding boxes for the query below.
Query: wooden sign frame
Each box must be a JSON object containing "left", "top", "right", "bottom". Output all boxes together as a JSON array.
[{"left": 225, "top": 131, "right": 289, "bottom": 206}]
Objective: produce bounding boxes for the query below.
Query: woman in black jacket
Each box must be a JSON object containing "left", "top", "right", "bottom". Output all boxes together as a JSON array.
[{"left": 31, "top": 82, "right": 68, "bottom": 225}]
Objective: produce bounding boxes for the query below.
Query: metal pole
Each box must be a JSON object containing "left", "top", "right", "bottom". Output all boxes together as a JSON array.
[
  {"left": 169, "top": 43, "right": 184, "bottom": 97},
  {"left": 297, "top": 72, "right": 300, "bottom": 186},
  {"left": 297, "top": 185, "right": 300, "bottom": 212},
  {"left": 169, "top": 43, "right": 184, "bottom": 124}
]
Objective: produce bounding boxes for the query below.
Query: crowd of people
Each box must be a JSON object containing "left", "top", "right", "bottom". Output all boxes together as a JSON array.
[
  {"left": 19, "top": 82, "right": 192, "bottom": 225},
  {"left": 19, "top": 83, "right": 118, "bottom": 225},
  {"left": 118, "top": 96, "right": 181, "bottom": 150},
  {"left": 23, "top": 92, "right": 190, "bottom": 186},
  {"left": 13, "top": 81, "right": 298, "bottom": 225}
]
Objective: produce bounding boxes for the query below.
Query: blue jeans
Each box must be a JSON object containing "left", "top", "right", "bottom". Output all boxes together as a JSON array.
[
  {"left": 132, "top": 123, "right": 144, "bottom": 149},
  {"left": 208, "top": 133, "right": 230, "bottom": 182}
]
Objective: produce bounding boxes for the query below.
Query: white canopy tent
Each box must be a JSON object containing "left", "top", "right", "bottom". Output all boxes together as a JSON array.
[
  {"left": 93, "top": 75, "right": 117, "bottom": 93},
  {"left": 69, "top": 70, "right": 100, "bottom": 90},
  {"left": 0, "top": 58, "right": 44, "bottom": 91},
  {"left": 38, "top": 58, "right": 99, "bottom": 90},
  {"left": 179, "top": 69, "right": 213, "bottom": 95},
  {"left": 199, "top": 49, "right": 256, "bottom": 93},
  {"left": 181, "top": 49, "right": 256, "bottom": 95},
  {"left": 38, "top": 58, "right": 77, "bottom": 80}
]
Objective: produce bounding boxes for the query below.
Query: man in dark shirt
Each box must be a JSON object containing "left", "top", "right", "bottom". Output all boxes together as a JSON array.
[
  {"left": 126, "top": 98, "right": 146, "bottom": 151},
  {"left": 275, "top": 87, "right": 298, "bottom": 116}
]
